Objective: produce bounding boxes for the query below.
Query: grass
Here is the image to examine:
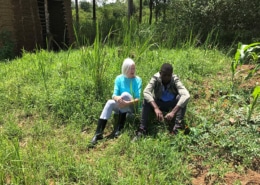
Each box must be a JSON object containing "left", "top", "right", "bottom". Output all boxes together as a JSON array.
[{"left": 0, "top": 45, "right": 259, "bottom": 184}]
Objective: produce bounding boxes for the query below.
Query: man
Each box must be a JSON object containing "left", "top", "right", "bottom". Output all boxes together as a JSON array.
[{"left": 135, "top": 63, "right": 190, "bottom": 138}]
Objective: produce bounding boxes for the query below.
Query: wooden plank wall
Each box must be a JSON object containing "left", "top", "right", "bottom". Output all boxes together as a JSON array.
[
  {"left": 0, "top": 0, "right": 75, "bottom": 55},
  {"left": 0, "top": 0, "right": 15, "bottom": 47},
  {"left": 11, "top": 0, "right": 43, "bottom": 54},
  {"left": 63, "top": 0, "right": 75, "bottom": 46}
]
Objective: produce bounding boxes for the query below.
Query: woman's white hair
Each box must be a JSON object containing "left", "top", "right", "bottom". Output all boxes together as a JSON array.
[{"left": 122, "top": 58, "right": 135, "bottom": 77}]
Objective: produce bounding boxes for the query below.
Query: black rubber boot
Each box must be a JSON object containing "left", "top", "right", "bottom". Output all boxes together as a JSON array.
[
  {"left": 171, "top": 119, "right": 184, "bottom": 135},
  {"left": 91, "top": 119, "right": 107, "bottom": 145},
  {"left": 114, "top": 112, "right": 127, "bottom": 138}
]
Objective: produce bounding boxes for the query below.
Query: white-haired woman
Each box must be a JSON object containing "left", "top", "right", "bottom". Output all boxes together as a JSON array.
[{"left": 90, "top": 58, "right": 142, "bottom": 145}]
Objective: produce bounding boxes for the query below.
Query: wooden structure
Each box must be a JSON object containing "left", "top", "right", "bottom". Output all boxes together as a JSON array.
[{"left": 0, "top": 0, "right": 75, "bottom": 55}]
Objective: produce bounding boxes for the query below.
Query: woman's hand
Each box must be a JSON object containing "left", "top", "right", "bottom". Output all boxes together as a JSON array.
[
  {"left": 118, "top": 100, "right": 130, "bottom": 108},
  {"left": 115, "top": 96, "right": 129, "bottom": 108}
]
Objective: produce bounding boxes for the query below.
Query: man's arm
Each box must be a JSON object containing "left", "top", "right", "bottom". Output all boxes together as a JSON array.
[
  {"left": 143, "top": 73, "right": 159, "bottom": 103},
  {"left": 150, "top": 101, "right": 164, "bottom": 122},
  {"left": 174, "top": 76, "right": 190, "bottom": 108}
]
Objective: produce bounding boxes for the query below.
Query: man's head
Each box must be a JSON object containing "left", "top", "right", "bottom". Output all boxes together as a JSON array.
[{"left": 160, "top": 63, "right": 173, "bottom": 85}]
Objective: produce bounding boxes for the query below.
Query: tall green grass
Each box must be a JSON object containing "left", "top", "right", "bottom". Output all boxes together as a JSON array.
[{"left": 0, "top": 33, "right": 259, "bottom": 184}]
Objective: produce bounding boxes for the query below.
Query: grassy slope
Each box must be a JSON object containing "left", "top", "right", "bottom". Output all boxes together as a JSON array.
[{"left": 0, "top": 47, "right": 259, "bottom": 184}]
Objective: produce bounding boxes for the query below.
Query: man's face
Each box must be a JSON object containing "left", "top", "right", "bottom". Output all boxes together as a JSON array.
[{"left": 160, "top": 70, "right": 172, "bottom": 85}]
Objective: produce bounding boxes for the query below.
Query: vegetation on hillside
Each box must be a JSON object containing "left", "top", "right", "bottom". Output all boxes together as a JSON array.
[
  {"left": 0, "top": 1, "right": 259, "bottom": 184},
  {"left": 0, "top": 38, "right": 259, "bottom": 183},
  {"left": 71, "top": 0, "right": 260, "bottom": 48}
]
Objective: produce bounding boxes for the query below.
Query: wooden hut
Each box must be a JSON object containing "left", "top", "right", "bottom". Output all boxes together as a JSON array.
[{"left": 0, "top": 0, "right": 75, "bottom": 55}]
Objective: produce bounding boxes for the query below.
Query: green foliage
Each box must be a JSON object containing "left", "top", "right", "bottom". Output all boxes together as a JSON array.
[
  {"left": 248, "top": 86, "right": 260, "bottom": 123},
  {"left": 0, "top": 137, "right": 26, "bottom": 184},
  {"left": 0, "top": 42, "right": 259, "bottom": 184},
  {"left": 80, "top": 1, "right": 92, "bottom": 12},
  {"left": 230, "top": 42, "right": 260, "bottom": 123},
  {"left": 71, "top": 0, "right": 259, "bottom": 49},
  {"left": 165, "top": 0, "right": 260, "bottom": 46},
  {"left": 231, "top": 42, "right": 260, "bottom": 88},
  {"left": 3, "top": 121, "right": 23, "bottom": 140}
]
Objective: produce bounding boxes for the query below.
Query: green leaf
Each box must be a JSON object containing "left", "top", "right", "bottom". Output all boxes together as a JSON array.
[
  {"left": 252, "top": 86, "right": 260, "bottom": 99},
  {"left": 234, "top": 42, "right": 242, "bottom": 62},
  {"left": 243, "top": 42, "right": 260, "bottom": 52}
]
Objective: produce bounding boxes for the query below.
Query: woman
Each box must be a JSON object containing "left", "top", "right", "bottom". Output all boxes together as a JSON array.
[{"left": 90, "top": 58, "right": 142, "bottom": 145}]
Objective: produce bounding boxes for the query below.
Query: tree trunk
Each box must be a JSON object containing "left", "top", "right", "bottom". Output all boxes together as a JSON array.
[
  {"left": 149, "top": 0, "right": 153, "bottom": 25},
  {"left": 139, "top": 0, "right": 143, "bottom": 23},
  {"left": 155, "top": 0, "right": 159, "bottom": 22},
  {"left": 163, "top": 0, "right": 166, "bottom": 21},
  {"left": 75, "top": 0, "right": 79, "bottom": 25},
  {"left": 128, "top": 0, "right": 134, "bottom": 22},
  {"left": 93, "top": 0, "right": 96, "bottom": 21},
  {"left": 44, "top": 0, "right": 50, "bottom": 34},
  {"left": 44, "top": 0, "right": 52, "bottom": 50}
]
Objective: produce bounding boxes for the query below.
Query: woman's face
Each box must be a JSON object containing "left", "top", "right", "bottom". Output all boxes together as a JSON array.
[{"left": 127, "top": 64, "right": 135, "bottom": 78}]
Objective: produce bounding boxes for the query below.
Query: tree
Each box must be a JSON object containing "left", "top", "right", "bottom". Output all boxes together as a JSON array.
[
  {"left": 128, "top": 0, "right": 134, "bottom": 21},
  {"left": 75, "top": 0, "right": 79, "bottom": 25},
  {"left": 80, "top": 1, "right": 92, "bottom": 12},
  {"left": 163, "top": 0, "right": 167, "bottom": 21},
  {"left": 93, "top": 0, "right": 96, "bottom": 20},
  {"left": 139, "top": 0, "right": 143, "bottom": 23},
  {"left": 149, "top": 0, "right": 153, "bottom": 24}
]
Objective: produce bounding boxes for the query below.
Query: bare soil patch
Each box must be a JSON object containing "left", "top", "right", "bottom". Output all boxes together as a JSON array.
[
  {"left": 236, "top": 64, "right": 260, "bottom": 89},
  {"left": 192, "top": 168, "right": 260, "bottom": 185}
]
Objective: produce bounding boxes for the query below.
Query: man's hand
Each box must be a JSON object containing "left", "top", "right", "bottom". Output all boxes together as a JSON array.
[
  {"left": 165, "top": 105, "right": 180, "bottom": 121},
  {"left": 154, "top": 108, "right": 164, "bottom": 122},
  {"left": 150, "top": 101, "right": 164, "bottom": 122},
  {"left": 164, "top": 111, "right": 175, "bottom": 121}
]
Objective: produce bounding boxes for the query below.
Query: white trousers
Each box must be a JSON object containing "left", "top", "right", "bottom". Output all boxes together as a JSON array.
[{"left": 99, "top": 92, "right": 135, "bottom": 120}]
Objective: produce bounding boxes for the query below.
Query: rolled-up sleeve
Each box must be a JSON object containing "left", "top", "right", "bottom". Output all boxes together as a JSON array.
[
  {"left": 174, "top": 77, "right": 190, "bottom": 108},
  {"left": 143, "top": 76, "right": 157, "bottom": 103}
]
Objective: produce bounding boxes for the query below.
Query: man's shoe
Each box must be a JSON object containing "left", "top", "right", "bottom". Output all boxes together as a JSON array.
[
  {"left": 184, "top": 125, "right": 190, "bottom": 135},
  {"left": 132, "top": 130, "right": 145, "bottom": 142},
  {"left": 170, "top": 125, "right": 190, "bottom": 135}
]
